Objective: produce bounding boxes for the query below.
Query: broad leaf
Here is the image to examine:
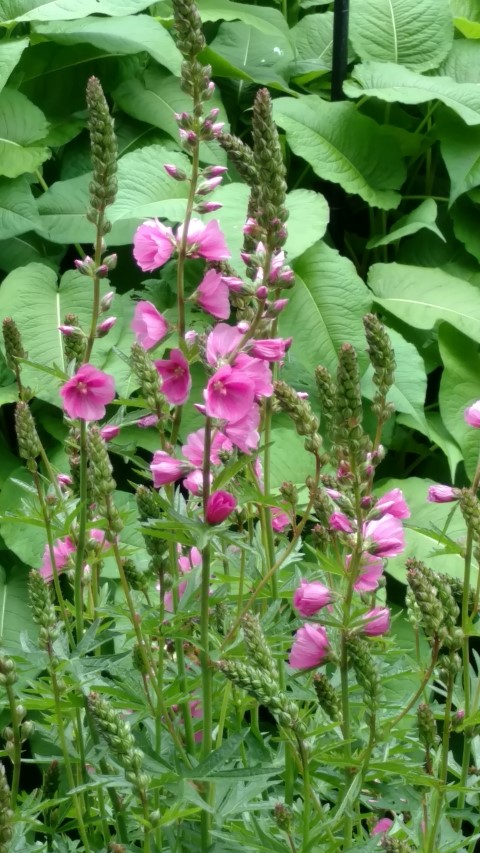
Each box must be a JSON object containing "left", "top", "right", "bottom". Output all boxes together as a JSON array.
[
  {"left": 0, "top": 37, "right": 28, "bottom": 92},
  {"left": 197, "top": 0, "right": 290, "bottom": 39},
  {"left": 452, "top": 196, "right": 480, "bottom": 262},
  {"left": 280, "top": 240, "right": 371, "bottom": 376},
  {"left": 437, "top": 109, "right": 480, "bottom": 203},
  {"left": 0, "top": 231, "right": 62, "bottom": 273},
  {"left": 380, "top": 477, "right": 467, "bottom": 584},
  {"left": 290, "top": 12, "right": 334, "bottom": 79},
  {"left": 361, "top": 327, "right": 428, "bottom": 431},
  {"left": 367, "top": 200, "right": 444, "bottom": 248},
  {"left": 207, "top": 21, "right": 294, "bottom": 90},
  {"left": 0, "top": 562, "right": 34, "bottom": 653},
  {"left": 0, "top": 176, "right": 41, "bottom": 239},
  {"left": 349, "top": 0, "right": 453, "bottom": 71},
  {"left": 0, "top": 87, "right": 50, "bottom": 178},
  {"left": 438, "top": 324, "right": 480, "bottom": 478},
  {"left": 369, "top": 262, "right": 480, "bottom": 341},
  {"left": 1, "top": 0, "right": 156, "bottom": 21},
  {"left": 438, "top": 39, "right": 480, "bottom": 84},
  {"left": 33, "top": 15, "right": 182, "bottom": 76},
  {"left": 273, "top": 95, "right": 405, "bottom": 210},
  {"left": 345, "top": 61, "right": 480, "bottom": 126},
  {"left": 451, "top": 0, "right": 480, "bottom": 37}
]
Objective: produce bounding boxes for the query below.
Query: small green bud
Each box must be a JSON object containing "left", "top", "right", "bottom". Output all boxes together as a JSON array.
[
  {"left": 2, "top": 317, "right": 26, "bottom": 372},
  {"left": 273, "top": 802, "right": 293, "bottom": 833},
  {"left": 131, "top": 343, "right": 166, "bottom": 416},
  {"left": 0, "top": 658, "right": 17, "bottom": 687},
  {"left": 14, "top": 401, "right": 40, "bottom": 461},
  {"left": 417, "top": 703, "right": 439, "bottom": 750},
  {"left": 313, "top": 673, "right": 341, "bottom": 721},
  {"left": 241, "top": 613, "right": 278, "bottom": 679},
  {"left": 28, "top": 570, "right": 59, "bottom": 648}
]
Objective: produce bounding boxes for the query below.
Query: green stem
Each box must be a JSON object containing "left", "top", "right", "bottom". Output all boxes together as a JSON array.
[
  {"left": 426, "top": 665, "right": 455, "bottom": 853},
  {"left": 200, "top": 419, "right": 213, "bottom": 851},
  {"left": 5, "top": 682, "right": 21, "bottom": 804},
  {"left": 74, "top": 420, "right": 88, "bottom": 642},
  {"left": 84, "top": 699, "right": 129, "bottom": 843},
  {"left": 296, "top": 734, "right": 311, "bottom": 851}
]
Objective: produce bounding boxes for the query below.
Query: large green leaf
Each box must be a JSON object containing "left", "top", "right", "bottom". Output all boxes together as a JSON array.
[
  {"left": 451, "top": 0, "right": 480, "bottom": 37},
  {"left": 451, "top": 196, "right": 480, "bottom": 262},
  {"left": 369, "top": 262, "right": 480, "bottom": 341},
  {"left": 273, "top": 95, "right": 405, "bottom": 210},
  {"left": 0, "top": 562, "right": 34, "bottom": 653},
  {"left": 1, "top": 0, "right": 154, "bottom": 20},
  {"left": 113, "top": 67, "right": 228, "bottom": 164},
  {"left": 0, "top": 176, "right": 41, "bottom": 239},
  {"left": 270, "top": 416, "right": 315, "bottom": 490},
  {"left": 0, "top": 264, "right": 129, "bottom": 402},
  {"left": 349, "top": 0, "right": 453, "bottom": 71},
  {"left": 0, "top": 38, "right": 28, "bottom": 92},
  {"left": 438, "top": 324, "right": 480, "bottom": 478},
  {"left": 33, "top": 15, "right": 182, "bottom": 76},
  {"left": 438, "top": 39, "right": 480, "bottom": 84},
  {"left": 37, "top": 144, "right": 191, "bottom": 245},
  {"left": 206, "top": 21, "right": 293, "bottom": 90},
  {"left": 0, "top": 231, "right": 62, "bottom": 273},
  {"left": 290, "top": 12, "right": 333, "bottom": 79},
  {"left": 437, "top": 110, "right": 480, "bottom": 203},
  {"left": 367, "top": 200, "right": 445, "bottom": 249},
  {"left": 361, "top": 327, "right": 428, "bottom": 431},
  {"left": 0, "top": 87, "right": 50, "bottom": 178},
  {"left": 345, "top": 61, "right": 480, "bottom": 126},
  {"left": 197, "top": 0, "right": 290, "bottom": 39},
  {"left": 379, "top": 477, "right": 467, "bottom": 584},
  {"left": 280, "top": 241, "right": 371, "bottom": 376}
]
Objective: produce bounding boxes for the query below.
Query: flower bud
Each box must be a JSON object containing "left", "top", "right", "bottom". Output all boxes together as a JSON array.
[
  {"left": 102, "top": 253, "right": 117, "bottom": 270},
  {"left": 196, "top": 176, "right": 223, "bottom": 195},
  {"left": 256, "top": 285, "right": 268, "bottom": 300},
  {"left": 100, "top": 424, "right": 120, "bottom": 442},
  {"left": 74, "top": 256, "right": 94, "bottom": 275},
  {"left": 195, "top": 200, "right": 223, "bottom": 213},
  {"left": 203, "top": 165, "right": 228, "bottom": 178},
  {"left": 164, "top": 163, "right": 187, "bottom": 181},
  {"left": 100, "top": 291, "right": 115, "bottom": 312},
  {"left": 96, "top": 316, "right": 117, "bottom": 337}
]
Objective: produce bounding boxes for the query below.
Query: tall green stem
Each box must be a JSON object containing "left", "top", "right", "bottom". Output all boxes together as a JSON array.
[
  {"left": 74, "top": 420, "right": 88, "bottom": 642},
  {"left": 426, "top": 665, "right": 455, "bottom": 853},
  {"left": 84, "top": 211, "right": 104, "bottom": 363},
  {"left": 200, "top": 418, "right": 213, "bottom": 850},
  {"left": 5, "top": 682, "right": 21, "bottom": 804}
]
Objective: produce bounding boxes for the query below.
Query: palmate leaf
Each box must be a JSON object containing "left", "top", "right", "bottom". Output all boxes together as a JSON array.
[
  {"left": 0, "top": 37, "right": 28, "bottom": 92},
  {"left": 369, "top": 262, "right": 480, "bottom": 341},
  {"left": 273, "top": 95, "right": 406, "bottom": 210},
  {"left": 0, "top": 87, "right": 50, "bottom": 178},
  {"left": 345, "top": 61, "right": 480, "bottom": 126},
  {"left": 0, "top": 0, "right": 155, "bottom": 21},
  {"left": 349, "top": 0, "right": 453, "bottom": 72},
  {"left": 33, "top": 15, "right": 182, "bottom": 76}
]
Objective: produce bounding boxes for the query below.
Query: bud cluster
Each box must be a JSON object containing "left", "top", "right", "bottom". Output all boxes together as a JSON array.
[
  {"left": 131, "top": 342, "right": 166, "bottom": 417},
  {"left": 14, "top": 401, "right": 40, "bottom": 465},
  {"left": 88, "top": 692, "right": 150, "bottom": 791},
  {"left": 28, "top": 571, "right": 60, "bottom": 648},
  {"left": 0, "top": 763, "right": 13, "bottom": 853},
  {"left": 363, "top": 313, "right": 396, "bottom": 421},
  {"left": 406, "top": 559, "right": 461, "bottom": 648},
  {"left": 86, "top": 76, "right": 117, "bottom": 233},
  {"left": 274, "top": 379, "right": 322, "bottom": 455}
]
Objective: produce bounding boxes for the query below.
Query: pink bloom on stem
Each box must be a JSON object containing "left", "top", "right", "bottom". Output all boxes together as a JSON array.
[
  {"left": 428, "top": 485, "right": 459, "bottom": 503},
  {"left": 329, "top": 511, "right": 353, "bottom": 534},
  {"left": 375, "top": 488, "right": 410, "bottom": 519},
  {"left": 233, "top": 353, "right": 273, "bottom": 398},
  {"left": 293, "top": 580, "right": 331, "bottom": 616},
  {"left": 204, "top": 365, "right": 255, "bottom": 423},
  {"left": 100, "top": 424, "right": 120, "bottom": 442},
  {"left": 205, "top": 490, "right": 237, "bottom": 525},
  {"left": 40, "top": 536, "right": 75, "bottom": 582},
  {"left": 371, "top": 818, "right": 393, "bottom": 837},
  {"left": 206, "top": 322, "right": 243, "bottom": 366},
  {"left": 137, "top": 414, "right": 159, "bottom": 429},
  {"left": 363, "top": 514, "right": 405, "bottom": 558},
  {"left": 57, "top": 473, "right": 73, "bottom": 488},
  {"left": 271, "top": 508, "right": 291, "bottom": 533},
  {"left": 362, "top": 607, "right": 390, "bottom": 636},
  {"left": 182, "top": 428, "right": 232, "bottom": 467},
  {"left": 155, "top": 348, "right": 191, "bottom": 406},
  {"left": 178, "top": 218, "right": 230, "bottom": 261},
  {"left": 249, "top": 337, "right": 292, "bottom": 362},
  {"left": 184, "top": 469, "right": 212, "bottom": 495},
  {"left": 289, "top": 624, "right": 329, "bottom": 670},
  {"left": 223, "top": 403, "right": 260, "bottom": 454},
  {"left": 133, "top": 220, "right": 176, "bottom": 271},
  {"left": 348, "top": 553, "right": 384, "bottom": 593},
  {"left": 465, "top": 401, "right": 480, "bottom": 427},
  {"left": 151, "top": 451, "right": 191, "bottom": 488},
  {"left": 131, "top": 301, "right": 169, "bottom": 349},
  {"left": 195, "top": 269, "right": 230, "bottom": 320},
  {"left": 178, "top": 546, "right": 202, "bottom": 574},
  {"left": 60, "top": 364, "right": 115, "bottom": 421}
]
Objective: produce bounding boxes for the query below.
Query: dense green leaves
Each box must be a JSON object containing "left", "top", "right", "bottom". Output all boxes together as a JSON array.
[
  {"left": 0, "top": 176, "right": 41, "bottom": 239},
  {"left": 0, "top": 87, "right": 50, "bottom": 178},
  {"left": 273, "top": 95, "right": 406, "bottom": 209},
  {"left": 207, "top": 21, "right": 294, "bottom": 90},
  {"left": 349, "top": 0, "right": 453, "bottom": 71},
  {"left": 0, "top": 38, "right": 29, "bottom": 92},
  {"left": 0, "top": 0, "right": 155, "bottom": 20},
  {"left": 367, "top": 200, "right": 444, "bottom": 249}
]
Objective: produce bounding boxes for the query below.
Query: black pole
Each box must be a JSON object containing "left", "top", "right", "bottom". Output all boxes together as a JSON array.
[{"left": 331, "top": 0, "right": 350, "bottom": 102}]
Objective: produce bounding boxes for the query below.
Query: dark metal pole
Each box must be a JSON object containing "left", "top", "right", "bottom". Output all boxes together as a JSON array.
[{"left": 331, "top": 0, "right": 350, "bottom": 102}]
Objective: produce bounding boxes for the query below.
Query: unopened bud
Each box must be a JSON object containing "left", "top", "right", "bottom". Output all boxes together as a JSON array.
[
  {"left": 96, "top": 316, "right": 117, "bottom": 337},
  {"left": 100, "top": 424, "right": 120, "bottom": 442},
  {"left": 74, "top": 256, "right": 94, "bottom": 275},
  {"left": 95, "top": 264, "right": 110, "bottom": 278},
  {"left": 102, "top": 253, "right": 117, "bottom": 271},
  {"left": 164, "top": 164, "right": 187, "bottom": 181},
  {"left": 58, "top": 324, "right": 81, "bottom": 337},
  {"left": 100, "top": 291, "right": 115, "bottom": 312},
  {"left": 256, "top": 285, "right": 268, "bottom": 300},
  {"left": 195, "top": 200, "right": 223, "bottom": 213}
]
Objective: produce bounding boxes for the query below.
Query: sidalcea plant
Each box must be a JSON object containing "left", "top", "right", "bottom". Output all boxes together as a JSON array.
[{"left": 1, "top": 2, "right": 480, "bottom": 853}]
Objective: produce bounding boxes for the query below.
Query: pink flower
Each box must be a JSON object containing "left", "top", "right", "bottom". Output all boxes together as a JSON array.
[
  {"left": 249, "top": 337, "right": 292, "bottom": 362},
  {"left": 182, "top": 428, "right": 232, "bottom": 467},
  {"left": 184, "top": 469, "right": 212, "bottom": 495},
  {"left": 57, "top": 473, "right": 73, "bottom": 488},
  {"left": 151, "top": 451, "right": 191, "bottom": 487},
  {"left": 428, "top": 485, "right": 459, "bottom": 503},
  {"left": 137, "top": 414, "right": 159, "bottom": 428},
  {"left": 191, "top": 700, "right": 203, "bottom": 743},
  {"left": 233, "top": 353, "right": 273, "bottom": 398},
  {"left": 133, "top": 220, "right": 176, "bottom": 271},
  {"left": 293, "top": 580, "right": 331, "bottom": 616},
  {"left": 195, "top": 269, "right": 230, "bottom": 319},
  {"left": 205, "top": 490, "right": 237, "bottom": 524},
  {"left": 178, "top": 218, "right": 230, "bottom": 261},
  {"left": 178, "top": 546, "right": 202, "bottom": 573},
  {"left": 100, "top": 424, "right": 120, "bottom": 442},
  {"left": 362, "top": 607, "right": 390, "bottom": 636},
  {"left": 375, "top": 488, "right": 410, "bottom": 519},
  {"left": 289, "top": 624, "right": 329, "bottom": 670},
  {"left": 204, "top": 365, "right": 255, "bottom": 423},
  {"left": 348, "top": 553, "right": 384, "bottom": 593},
  {"left": 223, "top": 404, "right": 260, "bottom": 453},
  {"left": 271, "top": 507, "right": 291, "bottom": 533},
  {"left": 371, "top": 818, "right": 393, "bottom": 836},
  {"left": 131, "top": 301, "right": 169, "bottom": 349},
  {"left": 465, "top": 401, "right": 480, "bottom": 427},
  {"left": 60, "top": 364, "right": 115, "bottom": 421},
  {"left": 40, "top": 536, "right": 75, "bottom": 582},
  {"left": 329, "top": 512, "right": 353, "bottom": 533},
  {"left": 206, "top": 323, "right": 243, "bottom": 366},
  {"left": 363, "top": 514, "right": 405, "bottom": 558},
  {"left": 155, "top": 348, "right": 191, "bottom": 406}
]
